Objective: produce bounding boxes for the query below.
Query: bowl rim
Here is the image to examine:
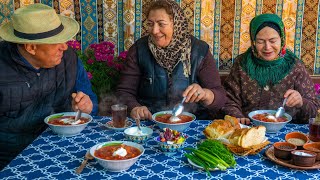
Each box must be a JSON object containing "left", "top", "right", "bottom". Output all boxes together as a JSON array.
[
  {"left": 90, "top": 141, "right": 145, "bottom": 162},
  {"left": 151, "top": 110, "right": 196, "bottom": 125},
  {"left": 273, "top": 141, "right": 297, "bottom": 151},
  {"left": 124, "top": 126, "right": 153, "bottom": 136},
  {"left": 285, "top": 131, "right": 309, "bottom": 144},
  {"left": 303, "top": 142, "right": 320, "bottom": 152},
  {"left": 248, "top": 110, "right": 292, "bottom": 124},
  {"left": 44, "top": 112, "right": 93, "bottom": 127},
  {"left": 291, "top": 149, "right": 317, "bottom": 157}
]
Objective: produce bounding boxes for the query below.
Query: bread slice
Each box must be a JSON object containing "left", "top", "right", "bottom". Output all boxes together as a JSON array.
[
  {"left": 203, "top": 120, "right": 234, "bottom": 139},
  {"left": 224, "top": 115, "right": 241, "bottom": 129},
  {"left": 228, "top": 128, "right": 249, "bottom": 146},
  {"left": 239, "top": 126, "right": 266, "bottom": 148}
]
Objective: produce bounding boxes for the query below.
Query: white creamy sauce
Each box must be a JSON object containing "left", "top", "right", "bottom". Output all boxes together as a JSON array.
[
  {"left": 293, "top": 151, "right": 313, "bottom": 157},
  {"left": 60, "top": 118, "right": 81, "bottom": 125},
  {"left": 112, "top": 147, "right": 127, "bottom": 157},
  {"left": 266, "top": 115, "right": 277, "bottom": 121}
]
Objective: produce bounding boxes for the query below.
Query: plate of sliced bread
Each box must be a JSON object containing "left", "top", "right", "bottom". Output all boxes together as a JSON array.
[{"left": 203, "top": 115, "right": 270, "bottom": 155}]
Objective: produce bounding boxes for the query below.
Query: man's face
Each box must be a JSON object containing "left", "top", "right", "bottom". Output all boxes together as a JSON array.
[{"left": 31, "top": 43, "right": 68, "bottom": 69}]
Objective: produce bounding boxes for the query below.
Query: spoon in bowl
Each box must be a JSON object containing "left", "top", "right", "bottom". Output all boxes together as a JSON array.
[
  {"left": 169, "top": 97, "right": 186, "bottom": 122},
  {"left": 275, "top": 97, "right": 288, "bottom": 119}
]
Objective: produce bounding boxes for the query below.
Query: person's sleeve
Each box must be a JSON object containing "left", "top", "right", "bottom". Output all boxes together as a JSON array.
[
  {"left": 197, "top": 50, "right": 226, "bottom": 111},
  {"left": 75, "top": 58, "right": 98, "bottom": 116},
  {"left": 293, "top": 62, "right": 320, "bottom": 123},
  {"left": 221, "top": 58, "right": 246, "bottom": 118},
  {"left": 116, "top": 45, "right": 141, "bottom": 113}
]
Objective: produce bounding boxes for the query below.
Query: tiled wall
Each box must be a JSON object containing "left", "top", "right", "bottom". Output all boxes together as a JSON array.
[{"left": 1, "top": 0, "right": 320, "bottom": 75}]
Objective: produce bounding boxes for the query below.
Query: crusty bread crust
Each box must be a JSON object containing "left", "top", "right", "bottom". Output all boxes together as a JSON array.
[{"left": 203, "top": 119, "right": 234, "bottom": 139}]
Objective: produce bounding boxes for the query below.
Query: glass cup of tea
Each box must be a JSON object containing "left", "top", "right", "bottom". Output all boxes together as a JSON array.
[
  {"left": 309, "top": 118, "right": 320, "bottom": 142},
  {"left": 111, "top": 104, "right": 127, "bottom": 128}
]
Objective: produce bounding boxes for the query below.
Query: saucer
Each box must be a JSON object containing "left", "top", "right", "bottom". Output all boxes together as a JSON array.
[{"left": 105, "top": 120, "right": 132, "bottom": 131}]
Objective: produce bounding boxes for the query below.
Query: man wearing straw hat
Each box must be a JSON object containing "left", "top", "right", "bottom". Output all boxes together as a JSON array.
[{"left": 0, "top": 3, "right": 98, "bottom": 169}]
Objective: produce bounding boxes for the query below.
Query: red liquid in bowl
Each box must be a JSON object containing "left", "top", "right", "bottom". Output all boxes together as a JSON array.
[
  {"left": 155, "top": 114, "right": 193, "bottom": 124},
  {"left": 48, "top": 116, "right": 89, "bottom": 125}
]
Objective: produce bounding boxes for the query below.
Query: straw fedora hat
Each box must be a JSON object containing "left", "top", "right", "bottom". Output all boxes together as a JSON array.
[{"left": 0, "top": 3, "right": 79, "bottom": 44}]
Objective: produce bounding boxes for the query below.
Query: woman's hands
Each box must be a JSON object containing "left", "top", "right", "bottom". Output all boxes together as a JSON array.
[
  {"left": 237, "top": 118, "right": 251, "bottom": 125},
  {"left": 183, "top": 83, "right": 214, "bottom": 106},
  {"left": 130, "top": 106, "right": 152, "bottom": 120},
  {"left": 72, "top": 91, "right": 93, "bottom": 114},
  {"left": 283, "top": 89, "right": 303, "bottom": 108}
]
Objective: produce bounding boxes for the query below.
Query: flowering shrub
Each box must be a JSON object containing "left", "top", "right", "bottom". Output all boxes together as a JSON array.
[{"left": 67, "top": 40, "right": 127, "bottom": 95}]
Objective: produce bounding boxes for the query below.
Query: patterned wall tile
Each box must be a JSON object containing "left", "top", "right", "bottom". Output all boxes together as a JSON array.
[
  {"left": 80, "top": 0, "right": 98, "bottom": 51},
  {"left": 194, "top": 0, "right": 201, "bottom": 39},
  {"left": 103, "top": 0, "right": 117, "bottom": 53},
  {"left": 239, "top": 0, "right": 256, "bottom": 54},
  {"left": 20, "top": 0, "right": 35, "bottom": 7},
  {"left": 59, "top": 0, "right": 75, "bottom": 19},
  {"left": 40, "top": 0, "right": 53, "bottom": 7},
  {"left": 181, "top": 0, "right": 195, "bottom": 35},
  {"left": 0, "top": 0, "right": 14, "bottom": 26},
  {"left": 219, "top": 0, "right": 234, "bottom": 70},
  {"left": 134, "top": 0, "right": 142, "bottom": 41},
  {"left": 282, "top": 0, "right": 297, "bottom": 51},
  {"left": 123, "top": 0, "right": 135, "bottom": 51},
  {"left": 301, "top": 0, "right": 318, "bottom": 74},
  {"left": 74, "top": 0, "right": 81, "bottom": 43},
  {"left": 200, "top": 0, "right": 214, "bottom": 55},
  {"left": 97, "top": 0, "right": 103, "bottom": 42},
  {"left": 262, "top": 0, "right": 276, "bottom": 14}
]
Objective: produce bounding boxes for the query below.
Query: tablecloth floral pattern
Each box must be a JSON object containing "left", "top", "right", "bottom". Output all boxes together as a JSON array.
[{"left": 1, "top": 117, "right": 319, "bottom": 180}]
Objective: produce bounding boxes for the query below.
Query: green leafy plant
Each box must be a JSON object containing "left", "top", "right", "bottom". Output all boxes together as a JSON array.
[{"left": 67, "top": 40, "right": 127, "bottom": 95}]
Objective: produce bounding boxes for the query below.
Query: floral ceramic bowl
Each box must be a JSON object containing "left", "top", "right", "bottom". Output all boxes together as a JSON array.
[
  {"left": 124, "top": 126, "right": 153, "bottom": 144},
  {"left": 154, "top": 128, "right": 187, "bottom": 155}
]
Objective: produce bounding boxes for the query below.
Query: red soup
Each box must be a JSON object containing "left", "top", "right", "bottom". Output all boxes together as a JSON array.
[
  {"left": 155, "top": 114, "right": 193, "bottom": 124},
  {"left": 252, "top": 113, "right": 288, "bottom": 122},
  {"left": 48, "top": 116, "right": 90, "bottom": 125},
  {"left": 94, "top": 144, "right": 141, "bottom": 160}
]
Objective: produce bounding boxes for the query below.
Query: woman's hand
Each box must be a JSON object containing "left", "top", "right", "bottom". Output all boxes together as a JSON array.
[
  {"left": 130, "top": 106, "right": 152, "bottom": 120},
  {"left": 283, "top": 89, "right": 303, "bottom": 108},
  {"left": 183, "top": 83, "right": 214, "bottom": 105},
  {"left": 71, "top": 91, "right": 93, "bottom": 114},
  {"left": 237, "top": 118, "right": 251, "bottom": 125}
]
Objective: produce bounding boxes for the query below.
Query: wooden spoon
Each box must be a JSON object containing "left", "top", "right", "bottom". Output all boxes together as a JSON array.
[{"left": 76, "top": 151, "right": 94, "bottom": 174}]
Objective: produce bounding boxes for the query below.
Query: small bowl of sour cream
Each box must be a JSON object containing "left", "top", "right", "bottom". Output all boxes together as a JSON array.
[
  {"left": 124, "top": 127, "right": 153, "bottom": 144},
  {"left": 291, "top": 150, "right": 317, "bottom": 167},
  {"left": 285, "top": 132, "right": 309, "bottom": 149}
]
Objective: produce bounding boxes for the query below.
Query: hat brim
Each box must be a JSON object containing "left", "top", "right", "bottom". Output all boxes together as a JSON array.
[{"left": 0, "top": 15, "right": 79, "bottom": 44}]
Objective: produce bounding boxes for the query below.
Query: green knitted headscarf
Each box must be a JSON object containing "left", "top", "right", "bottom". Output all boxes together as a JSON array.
[{"left": 241, "top": 14, "right": 297, "bottom": 88}]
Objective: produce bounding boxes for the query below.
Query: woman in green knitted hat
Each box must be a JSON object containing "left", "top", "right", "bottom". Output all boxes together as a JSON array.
[{"left": 222, "top": 13, "right": 320, "bottom": 124}]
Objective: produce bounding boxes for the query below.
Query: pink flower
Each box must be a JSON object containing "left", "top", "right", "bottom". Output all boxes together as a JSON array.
[
  {"left": 66, "top": 40, "right": 81, "bottom": 50},
  {"left": 118, "top": 51, "right": 128, "bottom": 60},
  {"left": 87, "top": 72, "right": 93, "bottom": 80},
  {"left": 87, "top": 59, "right": 94, "bottom": 65}
]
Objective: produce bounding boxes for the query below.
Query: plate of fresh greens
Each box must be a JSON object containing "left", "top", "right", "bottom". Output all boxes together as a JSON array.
[{"left": 184, "top": 139, "right": 237, "bottom": 176}]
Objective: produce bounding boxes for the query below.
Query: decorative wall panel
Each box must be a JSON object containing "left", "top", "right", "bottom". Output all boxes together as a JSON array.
[{"left": 1, "top": 0, "right": 320, "bottom": 75}]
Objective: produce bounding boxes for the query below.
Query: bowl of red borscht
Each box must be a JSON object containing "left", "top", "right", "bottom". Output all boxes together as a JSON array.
[
  {"left": 44, "top": 112, "right": 92, "bottom": 136},
  {"left": 152, "top": 111, "right": 196, "bottom": 132},
  {"left": 248, "top": 110, "right": 292, "bottom": 133},
  {"left": 89, "top": 141, "right": 144, "bottom": 172}
]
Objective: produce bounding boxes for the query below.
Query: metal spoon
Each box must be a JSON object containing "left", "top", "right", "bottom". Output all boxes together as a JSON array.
[
  {"left": 74, "top": 109, "right": 82, "bottom": 122},
  {"left": 76, "top": 151, "right": 94, "bottom": 174},
  {"left": 135, "top": 117, "right": 143, "bottom": 134},
  {"left": 169, "top": 97, "right": 186, "bottom": 122},
  {"left": 275, "top": 98, "right": 288, "bottom": 118}
]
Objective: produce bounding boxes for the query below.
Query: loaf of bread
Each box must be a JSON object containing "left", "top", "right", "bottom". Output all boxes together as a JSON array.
[
  {"left": 204, "top": 115, "right": 266, "bottom": 148},
  {"left": 203, "top": 115, "right": 240, "bottom": 139}
]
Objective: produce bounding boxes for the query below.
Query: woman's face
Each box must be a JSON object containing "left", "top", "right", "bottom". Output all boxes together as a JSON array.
[
  {"left": 147, "top": 9, "right": 174, "bottom": 48},
  {"left": 254, "top": 26, "right": 282, "bottom": 61}
]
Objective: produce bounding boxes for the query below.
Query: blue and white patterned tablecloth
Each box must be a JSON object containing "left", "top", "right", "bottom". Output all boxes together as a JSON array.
[{"left": 0, "top": 117, "right": 319, "bottom": 180}]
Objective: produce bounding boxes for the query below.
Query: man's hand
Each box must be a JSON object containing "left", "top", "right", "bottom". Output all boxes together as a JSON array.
[{"left": 72, "top": 91, "right": 93, "bottom": 114}]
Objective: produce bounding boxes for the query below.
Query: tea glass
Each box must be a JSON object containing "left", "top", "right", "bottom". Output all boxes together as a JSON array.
[
  {"left": 309, "top": 118, "right": 320, "bottom": 142},
  {"left": 111, "top": 104, "right": 127, "bottom": 128}
]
